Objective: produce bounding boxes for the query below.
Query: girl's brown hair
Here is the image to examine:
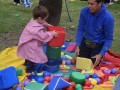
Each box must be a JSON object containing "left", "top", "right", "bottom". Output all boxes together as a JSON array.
[{"left": 33, "top": 5, "right": 48, "bottom": 19}]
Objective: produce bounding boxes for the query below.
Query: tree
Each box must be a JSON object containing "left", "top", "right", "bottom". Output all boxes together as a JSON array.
[{"left": 39, "top": 0, "right": 62, "bottom": 26}]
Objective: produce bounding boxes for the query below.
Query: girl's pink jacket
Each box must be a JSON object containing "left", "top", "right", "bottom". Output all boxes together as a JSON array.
[{"left": 17, "top": 19, "right": 54, "bottom": 63}]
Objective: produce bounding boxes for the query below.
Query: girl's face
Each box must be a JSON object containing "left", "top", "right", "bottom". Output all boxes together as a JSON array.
[
  {"left": 37, "top": 14, "right": 49, "bottom": 24},
  {"left": 43, "top": 14, "right": 49, "bottom": 21},
  {"left": 87, "top": 0, "right": 102, "bottom": 14}
]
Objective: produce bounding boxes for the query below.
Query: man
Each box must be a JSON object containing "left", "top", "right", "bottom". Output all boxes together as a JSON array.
[{"left": 75, "top": 0, "right": 114, "bottom": 67}]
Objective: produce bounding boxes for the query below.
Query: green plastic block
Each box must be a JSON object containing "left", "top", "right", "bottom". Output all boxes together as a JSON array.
[
  {"left": 63, "top": 51, "right": 74, "bottom": 58},
  {"left": 15, "top": 68, "right": 23, "bottom": 76},
  {"left": 24, "top": 82, "right": 47, "bottom": 90},
  {"left": 46, "top": 45, "right": 61, "bottom": 59},
  {"left": 70, "top": 72, "right": 85, "bottom": 84}
]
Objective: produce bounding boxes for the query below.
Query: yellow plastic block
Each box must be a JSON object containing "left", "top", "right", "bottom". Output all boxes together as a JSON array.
[
  {"left": 76, "top": 57, "right": 93, "bottom": 70},
  {"left": 65, "top": 55, "right": 73, "bottom": 60}
]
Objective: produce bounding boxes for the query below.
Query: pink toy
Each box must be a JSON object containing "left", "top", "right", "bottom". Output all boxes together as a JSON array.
[{"left": 66, "top": 43, "right": 76, "bottom": 52}]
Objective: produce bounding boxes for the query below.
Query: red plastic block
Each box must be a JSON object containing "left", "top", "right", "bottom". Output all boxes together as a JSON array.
[{"left": 48, "top": 26, "right": 66, "bottom": 47}]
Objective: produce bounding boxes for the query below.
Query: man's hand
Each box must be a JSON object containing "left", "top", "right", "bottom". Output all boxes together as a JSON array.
[{"left": 92, "top": 54, "right": 103, "bottom": 68}]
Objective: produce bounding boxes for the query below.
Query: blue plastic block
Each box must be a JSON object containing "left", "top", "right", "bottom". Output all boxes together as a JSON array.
[
  {"left": 44, "top": 64, "right": 59, "bottom": 73},
  {"left": 46, "top": 59, "right": 62, "bottom": 66},
  {"left": 113, "top": 75, "right": 120, "bottom": 90},
  {"left": 0, "top": 66, "right": 19, "bottom": 89}
]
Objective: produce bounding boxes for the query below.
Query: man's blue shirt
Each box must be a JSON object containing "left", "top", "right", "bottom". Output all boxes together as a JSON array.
[{"left": 76, "top": 4, "right": 114, "bottom": 56}]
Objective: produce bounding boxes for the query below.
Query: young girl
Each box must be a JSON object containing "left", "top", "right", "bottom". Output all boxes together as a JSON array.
[{"left": 17, "top": 5, "right": 58, "bottom": 73}]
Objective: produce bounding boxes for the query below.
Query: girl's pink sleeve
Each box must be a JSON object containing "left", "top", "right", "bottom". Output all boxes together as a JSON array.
[
  {"left": 42, "top": 22, "right": 52, "bottom": 27},
  {"left": 33, "top": 29, "right": 55, "bottom": 43}
]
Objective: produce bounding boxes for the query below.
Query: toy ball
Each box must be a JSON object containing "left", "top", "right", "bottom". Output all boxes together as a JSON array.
[
  {"left": 111, "top": 68, "right": 117, "bottom": 74},
  {"left": 84, "top": 73, "right": 90, "bottom": 79},
  {"left": 104, "top": 69, "right": 111, "bottom": 74},
  {"left": 61, "top": 56, "right": 67, "bottom": 60},
  {"left": 24, "top": 79, "right": 31, "bottom": 86},
  {"left": 91, "top": 79, "right": 97, "bottom": 85},
  {"left": 17, "top": 83, "right": 24, "bottom": 87},
  {"left": 95, "top": 78, "right": 101, "bottom": 84},
  {"left": 92, "top": 73, "right": 98, "bottom": 78},
  {"left": 44, "top": 76, "right": 50, "bottom": 82},
  {"left": 71, "top": 82, "right": 76, "bottom": 87},
  {"left": 44, "top": 81, "right": 49, "bottom": 85},
  {"left": 15, "top": 86, "right": 22, "bottom": 90},
  {"left": 28, "top": 74, "right": 37, "bottom": 80},
  {"left": 36, "top": 76, "right": 44, "bottom": 83},
  {"left": 15, "top": 14, "right": 20, "bottom": 17},
  {"left": 43, "top": 71, "right": 51, "bottom": 77},
  {"left": 66, "top": 86, "right": 74, "bottom": 90},
  {"left": 75, "top": 84, "right": 82, "bottom": 90},
  {"left": 84, "top": 80, "right": 91, "bottom": 87},
  {"left": 66, "top": 60, "right": 71, "bottom": 65},
  {"left": 71, "top": 59, "right": 76, "bottom": 64},
  {"left": 100, "top": 67, "right": 108, "bottom": 71}
]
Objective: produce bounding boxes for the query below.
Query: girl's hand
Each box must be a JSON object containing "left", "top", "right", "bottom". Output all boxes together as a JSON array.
[{"left": 53, "top": 30, "right": 58, "bottom": 37}]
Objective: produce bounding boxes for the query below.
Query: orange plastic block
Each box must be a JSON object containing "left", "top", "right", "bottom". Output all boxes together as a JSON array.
[
  {"left": 99, "top": 84, "right": 114, "bottom": 88},
  {"left": 48, "top": 26, "right": 66, "bottom": 47}
]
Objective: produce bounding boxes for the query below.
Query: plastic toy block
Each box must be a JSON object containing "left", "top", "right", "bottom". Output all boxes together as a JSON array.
[
  {"left": 44, "top": 64, "right": 59, "bottom": 73},
  {"left": 64, "top": 41, "right": 71, "bottom": 47},
  {"left": 76, "top": 57, "right": 93, "bottom": 70},
  {"left": 63, "top": 51, "right": 74, "bottom": 58},
  {"left": 47, "top": 76, "right": 71, "bottom": 90},
  {"left": 0, "top": 66, "right": 19, "bottom": 90},
  {"left": 70, "top": 72, "right": 85, "bottom": 84},
  {"left": 113, "top": 75, "right": 120, "bottom": 90},
  {"left": 24, "top": 82, "right": 47, "bottom": 90},
  {"left": 15, "top": 68, "right": 23, "bottom": 76},
  {"left": 48, "top": 26, "right": 66, "bottom": 47},
  {"left": 46, "top": 45, "right": 61, "bottom": 60},
  {"left": 65, "top": 43, "right": 76, "bottom": 52},
  {"left": 99, "top": 84, "right": 114, "bottom": 88},
  {"left": 65, "top": 55, "right": 73, "bottom": 60},
  {"left": 81, "top": 69, "right": 94, "bottom": 75},
  {"left": 46, "top": 59, "right": 62, "bottom": 66}
]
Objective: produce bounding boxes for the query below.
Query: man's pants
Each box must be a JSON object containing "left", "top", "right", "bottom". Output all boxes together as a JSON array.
[{"left": 78, "top": 39, "right": 104, "bottom": 64}]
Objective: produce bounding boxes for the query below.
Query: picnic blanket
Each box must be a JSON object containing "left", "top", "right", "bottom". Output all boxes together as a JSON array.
[
  {"left": 0, "top": 46, "right": 27, "bottom": 82},
  {"left": 0, "top": 46, "right": 118, "bottom": 90}
]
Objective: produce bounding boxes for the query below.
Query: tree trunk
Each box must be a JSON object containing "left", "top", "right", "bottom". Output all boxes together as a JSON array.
[{"left": 39, "top": 0, "right": 62, "bottom": 25}]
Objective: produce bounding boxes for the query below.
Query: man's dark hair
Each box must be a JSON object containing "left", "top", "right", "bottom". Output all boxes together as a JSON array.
[
  {"left": 33, "top": 5, "right": 48, "bottom": 19},
  {"left": 95, "top": 0, "right": 104, "bottom": 3}
]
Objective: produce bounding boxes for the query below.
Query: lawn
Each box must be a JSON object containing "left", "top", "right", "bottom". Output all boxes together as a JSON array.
[{"left": 0, "top": 0, "right": 120, "bottom": 55}]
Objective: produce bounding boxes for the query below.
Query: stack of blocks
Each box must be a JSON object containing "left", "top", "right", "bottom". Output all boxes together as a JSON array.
[{"left": 45, "top": 26, "right": 66, "bottom": 73}]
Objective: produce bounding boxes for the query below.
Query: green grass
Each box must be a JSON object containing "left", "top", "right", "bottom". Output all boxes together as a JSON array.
[{"left": 0, "top": 0, "right": 120, "bottom": 54}]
